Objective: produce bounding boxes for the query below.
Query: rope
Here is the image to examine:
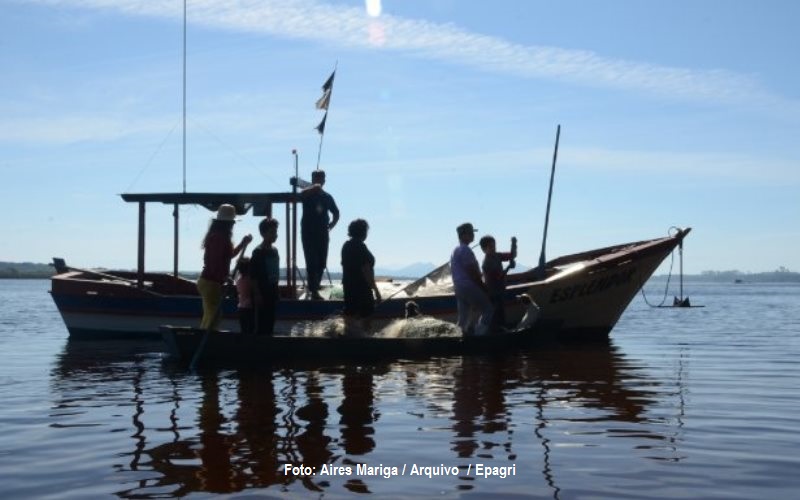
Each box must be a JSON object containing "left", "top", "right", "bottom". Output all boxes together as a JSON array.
[
  {"left": 639, "top": 227, "right": 681, "bottom": 308},
  {"left": 190, "top": 117, "right": 280, "bottom": 187},
  {"left": 124, "top": 119, "right": 180, "bottom": 193}
]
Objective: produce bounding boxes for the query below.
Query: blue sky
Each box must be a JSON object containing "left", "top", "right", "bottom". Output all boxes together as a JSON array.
[{"left": 2, "top": 0, "right": 798, "bottom": 274}]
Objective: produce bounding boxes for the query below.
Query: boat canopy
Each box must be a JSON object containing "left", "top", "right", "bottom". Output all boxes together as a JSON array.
[
  {"left": 121, "top": 192, "right": 298, "bottom": 217},
  {"left": 120, "top": 191, "right": 302, "bottom": 293}
]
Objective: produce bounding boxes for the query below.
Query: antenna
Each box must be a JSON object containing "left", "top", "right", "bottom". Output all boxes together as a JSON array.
[{"left": 182, "top": 0, "right": 187, "bottom": 193}]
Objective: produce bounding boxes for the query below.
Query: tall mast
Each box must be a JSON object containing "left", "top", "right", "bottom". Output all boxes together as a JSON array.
[
  {"left": 537, "top": 124, "right": 561, "bottom": 279},
  {"left": 173, "top": 0, "right": 187, "bottom": 277},
  {"left": 182, "top": 0, "right": 187, "bottom": 193}
]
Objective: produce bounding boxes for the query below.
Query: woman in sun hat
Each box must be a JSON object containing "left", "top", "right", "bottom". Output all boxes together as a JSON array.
[{"left": 197, "top": 203, "right": 252, "bottom": 331}]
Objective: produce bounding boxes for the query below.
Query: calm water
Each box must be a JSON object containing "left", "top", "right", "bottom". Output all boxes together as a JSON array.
[{"left": 1, "top": 279, "right": 799, "bottom": 499}]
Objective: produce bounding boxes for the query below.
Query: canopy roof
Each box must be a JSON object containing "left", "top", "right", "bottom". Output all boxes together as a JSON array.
[{"left": 120, "top": 192, "right": 298, "bottom": 216}]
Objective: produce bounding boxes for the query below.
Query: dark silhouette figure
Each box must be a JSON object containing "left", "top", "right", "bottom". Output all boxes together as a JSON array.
[{"left": 300, "top": 170, "right": 339, "bottom": 300}]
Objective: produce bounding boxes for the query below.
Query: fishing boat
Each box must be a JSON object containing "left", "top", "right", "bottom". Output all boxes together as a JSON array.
[{"left": 49, "top": 181, "right": 690, "bottom": 342}]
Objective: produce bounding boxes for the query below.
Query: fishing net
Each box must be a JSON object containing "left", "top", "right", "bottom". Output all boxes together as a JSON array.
[{"left": 398, "top": 262, "right": 454, "bottom": 297}]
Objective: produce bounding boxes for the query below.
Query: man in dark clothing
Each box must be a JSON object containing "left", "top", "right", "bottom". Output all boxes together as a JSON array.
[{"left": 301, "top": 169, "right": 339, "bottom": 300}]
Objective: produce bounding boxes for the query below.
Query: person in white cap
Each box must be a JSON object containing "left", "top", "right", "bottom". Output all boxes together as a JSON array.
[
  {"left": 197, "top": 204, "right": 252, "bottom": 331},
  {"left": 450, "top": 222, "right": 493, "bottom": 336}
]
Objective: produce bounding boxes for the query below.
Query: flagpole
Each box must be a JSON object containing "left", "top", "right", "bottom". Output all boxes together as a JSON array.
[
  {"left": 315, "top": 119, "right": 326, "bottom": 171},
  {"left": 315, "top": 62, "right": 337, "bottom": 172},
  {"left": 291, "top": 149, "right": 299, "bottom": 296}
]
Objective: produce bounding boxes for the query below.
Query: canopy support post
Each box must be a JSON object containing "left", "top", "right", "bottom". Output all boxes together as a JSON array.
[
  {"left": 173, "top": 204, "right": 179, "bottom": 277},
  {"left": 285, "top": 202, "right": 292, "bottom": 298},
  {"left": 137, "top": 201, "right": 146, "bottom": 287}
]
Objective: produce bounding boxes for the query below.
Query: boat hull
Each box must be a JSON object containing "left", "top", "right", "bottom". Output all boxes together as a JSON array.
[
  {"left": 161, "top": 326, "right": 558, "bottom": 367},
  {"left": 50, "top": 283, "right": 457, "bottom": 340},
  {"left": 51, "top": 229, "right": 689, "bottom": 342}
]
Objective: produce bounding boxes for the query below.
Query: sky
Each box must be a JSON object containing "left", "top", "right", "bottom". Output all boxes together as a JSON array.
[{"left": 1, "top": 0, "right": 798, "bottom": 275}]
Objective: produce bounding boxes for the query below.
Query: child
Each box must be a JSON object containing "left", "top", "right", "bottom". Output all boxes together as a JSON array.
[
  {"left": 479, "top": 235, "right": 517, "bottom": 330},
  {"left": 234, "top": 257, "right": 254, "bottom": 334},
  {"left": 250, "top": 218, "right": 280, "bottom": 336}
]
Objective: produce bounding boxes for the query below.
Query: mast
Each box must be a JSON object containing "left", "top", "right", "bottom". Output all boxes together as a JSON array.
[
  {"left": 537, "top": 124, "right": 561, "bottom": 278},
  {"left": 173, "top": 0, "right": 187, "bottom": 277},
  {"left": 182, "top": 0, "right": 187, "bottom": 193}
]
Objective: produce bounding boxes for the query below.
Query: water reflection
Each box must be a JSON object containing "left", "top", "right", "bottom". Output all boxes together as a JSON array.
[
  {"left": 339, "top": 367, "right": 379, "bottom": 456},
  {"left": 49, "top": 339, "right": 676, "bottom": 497},
  {"left": 235, "top": 369, "right": 279, "bottom": 487},
  {"left": 294, "top": 372, "right": 334, "bottom": 491}
]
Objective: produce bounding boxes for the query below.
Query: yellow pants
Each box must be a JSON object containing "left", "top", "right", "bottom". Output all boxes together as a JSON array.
[{"left": 197, "top": 277, "right": 223, "bottom": 331}]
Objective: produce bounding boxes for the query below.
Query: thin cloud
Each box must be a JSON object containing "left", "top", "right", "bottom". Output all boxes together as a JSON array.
[
  {"left": 0, "top": 115, "right": 172, "bottom": 144},
  {"left": 563, "top": 147, "right": 800, "bottom": 183},
  {"left": 329, "top": 146, "right": 799, "bottom": 185},
  {"left": 31, "top": 0, "right": 782, "bottom": 106}
]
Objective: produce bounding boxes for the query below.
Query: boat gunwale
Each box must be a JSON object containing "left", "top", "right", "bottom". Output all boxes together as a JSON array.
[{"left": 51, "top": 229, "right": 689, "bottom": 301}]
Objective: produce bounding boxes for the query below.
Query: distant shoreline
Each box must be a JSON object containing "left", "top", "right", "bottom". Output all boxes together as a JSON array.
[
  {"left": 650, "top": 270, "right": 800, "bottom": 283},
  {"left": 0, "top": 263, "right": 411, "bottom": 281},
  {"left": 2, "top": 261, "right": 798, "bottom": 283}
]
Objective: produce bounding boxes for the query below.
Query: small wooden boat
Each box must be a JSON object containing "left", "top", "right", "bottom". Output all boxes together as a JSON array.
[
  {"left": 49, "top": 185, "right": 690, "bottom": 342},
  {"left": 160, "top": 224, "right": 690, "bottom": 366},
  {"left": 161, "top": 324, "right": 555, "bottom": 367}
]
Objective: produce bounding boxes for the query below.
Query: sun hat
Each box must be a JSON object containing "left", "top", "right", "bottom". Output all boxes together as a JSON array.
[{"left": 213, "top": 204, "right": 239, "bottom": 222}]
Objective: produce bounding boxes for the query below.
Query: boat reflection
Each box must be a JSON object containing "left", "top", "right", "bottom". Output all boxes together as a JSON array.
[
  {"left": 51, "top": 339, "right": 164, "bottom": 379},
  {"left": 49, "top": 339, "right": 675, "bottom": 497},
  {"left": 447, "top": 343, "right": 661, "bottom": 496}
]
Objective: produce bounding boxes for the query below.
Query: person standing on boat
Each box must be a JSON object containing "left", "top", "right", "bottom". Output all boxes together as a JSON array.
[
  {"left": 198, "top": 204, "right": 252, "bottom": 331},
  {"left": 301, "top": 169, "right": 340, "bottom": 300},
  {"left": 479, "top": 235, "right": 517, "bottom": 329},
  {"left": 341, "top": 219, "right": 381, "bottom": 334},
  {"left": 250, "top": 217, "right": 281, "bottom": 336},
  {"left": 451, "top": 223, "right": 493, "bottom": 336}
]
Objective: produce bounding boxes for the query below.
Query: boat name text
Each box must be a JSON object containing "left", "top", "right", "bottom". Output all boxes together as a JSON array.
[{"left": 550, "top": 267, "right": 637, "bottom": 303}]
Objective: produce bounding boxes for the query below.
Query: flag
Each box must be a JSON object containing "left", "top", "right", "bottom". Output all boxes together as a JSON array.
[
  {"left": 322, "top": 70, "right": 335, "bottom": 92},
  {"left": 315, "top": 69, "right": 335, "bottom": 132},
  {"left": 315, "top": 112, "right": 327, "bottom": 135},
  {"left": 316, "top": 70, "right": 335, "bottom": 109},
  {"left": 315, "top": 89, "right": 331, "bottom": 110}
]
